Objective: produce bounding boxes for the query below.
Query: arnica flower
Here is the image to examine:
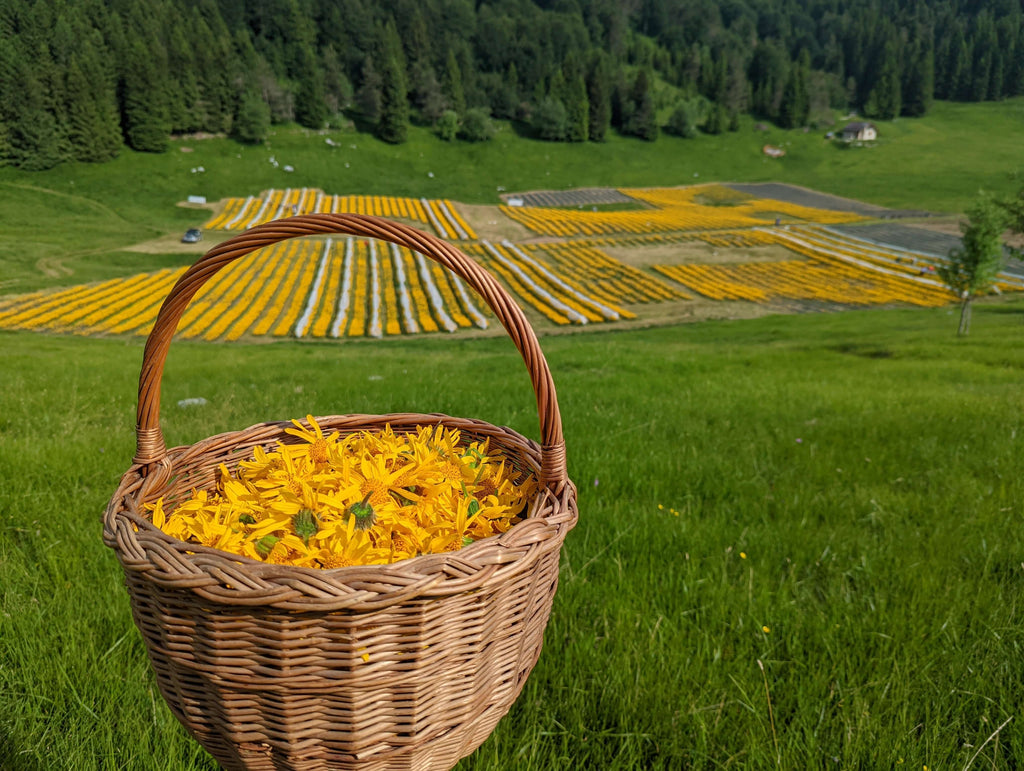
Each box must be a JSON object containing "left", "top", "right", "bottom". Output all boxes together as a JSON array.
[{"left": 145, "top": 417, "right": 536, "bottom": 569}]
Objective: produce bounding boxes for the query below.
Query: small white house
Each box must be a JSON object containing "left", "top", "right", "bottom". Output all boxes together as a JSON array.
[{"left": 840, "top": 122, "right": 877, "bottom": 142}]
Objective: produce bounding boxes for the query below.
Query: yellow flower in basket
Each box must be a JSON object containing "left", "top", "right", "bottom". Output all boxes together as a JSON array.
[{"left": 146, "top": 417, "right": 536, "bottom": 568}]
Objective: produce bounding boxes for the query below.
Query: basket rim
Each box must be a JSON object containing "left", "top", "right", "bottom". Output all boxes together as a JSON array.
[{"left": 104, "top": 412, "right": 578, "bottom": 612}]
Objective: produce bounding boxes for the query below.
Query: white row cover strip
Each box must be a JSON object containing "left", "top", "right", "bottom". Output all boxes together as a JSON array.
[
  {"left": 368, "top": 241, "right": 383, "bottom": 338},
  {"left": 420, "top": 198, "right": 448, "bottom": 239},
  {"left": 246, "top": 191, "right": 274, "bottom": 229},
  {"left": 789, "top": 226, "right": 967, "bottom": 291},
  {"left": 312, "top": 191, "right": 324, "bottom": 213},
  {"left": 293, "top": 239, "right": 333, "bottom": 338},
  {"left": 437, "top": 200, "right": 469, "bottom": 240},
  {"left": 450, "top": 273, "right": 488, "bottom": 328},
  {"left": 763, "top": 228, "right": 950, "bottom": 291},
  {"left": 390, "top": 244, "right": 420, "bottom": 333},
  {"left": 330, "top": 238, "right": 355, "bottom": 338},
  {"left": 482, "top": 240, "right": 588, "bottom": 324},
  {"left": 501, "top": 239, "right": 620, "bottom": 320},
  {"left": 818, "top": 225, "right": 1024, "bottom": 290},
  {"left": 271, "top": 188, "right": 293, "bottom": 220},
  {"left": 415, "top": 253, "right": 459, "bottom": 331},
  {"left": 223, "top": 196, "right": 255, "bottom": 230}
]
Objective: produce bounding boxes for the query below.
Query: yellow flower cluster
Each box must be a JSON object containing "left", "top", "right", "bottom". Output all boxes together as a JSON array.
[
  {"left": 654, "top": 252, "right": 953, "bottom": 307},
  {"left": 147, "top": 418, "right": 536, "bottom": 569},
  {"left": 529, "top": 243, "right": 682, "bottom": 305}
]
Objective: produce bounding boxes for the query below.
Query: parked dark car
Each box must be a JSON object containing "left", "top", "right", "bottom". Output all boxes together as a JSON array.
[{"left": 182, "top": 228, "right": 202, "bottom": 243}]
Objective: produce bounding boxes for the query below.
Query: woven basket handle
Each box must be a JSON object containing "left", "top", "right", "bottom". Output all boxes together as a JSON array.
[{"left": 134, "top": 214, "right": 567, "bottom": 487}]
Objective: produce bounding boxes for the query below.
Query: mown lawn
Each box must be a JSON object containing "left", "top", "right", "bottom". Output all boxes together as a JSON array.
[{"left": 2, "top": 298, "right": 1022, "bottom": 769}]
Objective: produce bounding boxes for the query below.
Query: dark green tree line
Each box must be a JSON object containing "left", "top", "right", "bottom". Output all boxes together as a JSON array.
[{"left": 3, "top": 0, "right": 1024, "bottom": 169}]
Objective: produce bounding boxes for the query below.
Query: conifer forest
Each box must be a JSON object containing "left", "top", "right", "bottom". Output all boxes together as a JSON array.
[{"left": 2, "top": 0, "right": 1024, "bottom": 169}]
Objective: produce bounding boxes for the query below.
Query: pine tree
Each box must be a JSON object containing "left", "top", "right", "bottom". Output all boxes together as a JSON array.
[
  {"left": 865, "top": 38, "right": 901, "bottom": 120},
  {"left": 233, "top": 91, "right": 271, "bottom": 144},
  {"left": 703, "top": 102, "right": 728, "bottom": 135},
  {"left": 356, "top": 55, "right": 383, "bottom": 122},
  {"left": 66, "top": 45, "right": 121, "bottom": 162},
  {"left": 121, "top": 40, "right": 170, "bottom": 152},
  {"left": 586, "top": 53, "right": 611, "bottom": 142},
  {"left": 165, "top": 23, "right": 200, "bottom": 132},
  {"left": 902, "top": 36, "right": 934, "bottom": 117},
  {"left": 533, "top": 97, "right": 567, "bottom": 141},
  {"left": 565, "top": 74, "right": 589, "bottom": 142},
  {"left": 626, "top": 69, "right": 657, "bottom": 141},
  {"left": 778, "top": 55, "right": 809, "bottom": 129},
  {"left": 0, "top": 118, "right": 9, "bottom": 166},
  {"left": 294, "top": 44, "right": 328, "bottom": 128},
  {"left": 442, "top": 49, "right": 465, "bottom": 115},
  {"left": 376, "top": 32, "right": 409, "bottom": 144}
]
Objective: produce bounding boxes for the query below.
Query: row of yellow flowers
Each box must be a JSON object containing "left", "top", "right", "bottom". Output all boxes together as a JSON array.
[
  {"left": 655, "top": 253, "right": 953, "bottom": 307},
  {"left": 378, "top": 243, "right": 403, "bottom": 336},
  {"left": 427, "top": 260, "right": 473, "bottom": 328},
  {"left": 526, "top": 243, "right": 684, "bottom": 306},
  {"left": 654, "top": 264, "right": 770, "bottom": 301},
  {"left": 782, "top": 226, "right": 1020, "bottom": 293},
  {"left": 621, "top": 185, "right": 867, "bottom": 226},
  {"left": 0, "top": 270, "right": 183, "bottom": 336},
  {"left": 765, "top": 242, "right": 952, "bottom": 307},
  {"left": 395, "top": 246, "right": 440, "bottom": 333},
  {"left": 0, "top": 235, "right": 501, "bottom": 341},
  {"left": 224, "top": 242, "right": 306, "bottom": 341},
  {"left": 203, "top": 189, "right": 477, "bottom": 240},
  {"left": 308, "top": 241, "right": 346, "bottom": 338},
  {"left": 472, "top": 241, "right": 623, "bottom": 326}
]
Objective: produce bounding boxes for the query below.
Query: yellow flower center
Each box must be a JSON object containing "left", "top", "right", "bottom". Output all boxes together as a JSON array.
[
  {"left": 309, "top": 438, "right": 329, "bottom": 464},
  {"left": 359, "top": 478, "right": 391, "bottom": 507},
  {"left": 322, "top": 555, "right": 353, "bottom": 569}
]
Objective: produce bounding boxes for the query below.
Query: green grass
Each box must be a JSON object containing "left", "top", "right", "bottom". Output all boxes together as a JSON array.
[
  {"left": 2, "top": 300, "right": 1023, "bottom": 769},
  {"left": 3, "top": 99, "right": 1024, "bottom": 293}
]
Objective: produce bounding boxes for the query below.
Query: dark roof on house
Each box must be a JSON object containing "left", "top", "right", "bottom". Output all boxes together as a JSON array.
[{"left": 842, "top": 121, "right": 875, "bottom": 132}]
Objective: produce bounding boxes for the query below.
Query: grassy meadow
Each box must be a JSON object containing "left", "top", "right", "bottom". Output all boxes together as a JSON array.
[
  {"left": 3, "top": 301, "right": 1024, "bottom": 769},
  {"left": 2, "top": 100, "right": 1024, "bottom": 769}
]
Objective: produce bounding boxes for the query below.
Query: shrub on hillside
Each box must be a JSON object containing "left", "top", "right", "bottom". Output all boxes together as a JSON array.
[
  {"left": 533, "top": 97, "right": 567, "bottom": 141},
  {"left": 436, "top": 110, "right": 459, "bottom": 142},
  {"left": 459, "top": 108, "right": 495, "bottom": 142},
  {"left": 665, "top": 101, "right": 699, "bottom": 138}
]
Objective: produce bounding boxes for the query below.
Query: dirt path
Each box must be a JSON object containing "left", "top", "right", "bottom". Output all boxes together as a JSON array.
[{"left": 456, "top": 203, "right": 534, "bottom": 242}]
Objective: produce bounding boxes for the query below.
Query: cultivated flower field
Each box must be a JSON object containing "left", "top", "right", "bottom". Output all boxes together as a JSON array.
[
  {"left": 204, "top": 188, "right": 476, "bottom": 240},
  {"left": 500, "top": 184, "right": 867, "bottom": 237},
  {"left": 2, "top": 183, "right": 1020, "bottom": 341},
  {"left": 654, "top": 225, "right": 1024, "bottom": 306},
  {"left": 0, "top": 238, "right": 492, "bottom": 340}
]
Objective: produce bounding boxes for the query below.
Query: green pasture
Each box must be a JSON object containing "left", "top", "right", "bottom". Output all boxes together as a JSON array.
[
  {"left": 2, "top": 298, "right": 1023, "bottom": 769},
  {"left": 2, "top": 99, "right": 1024, "bottom": 295}
]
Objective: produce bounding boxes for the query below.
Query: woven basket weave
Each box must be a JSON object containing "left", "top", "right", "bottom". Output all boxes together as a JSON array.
[{"left": 103, "top": 215, "right": 578, "bottom": 771}]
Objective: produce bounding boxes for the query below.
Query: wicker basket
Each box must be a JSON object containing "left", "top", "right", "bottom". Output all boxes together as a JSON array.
[{"left": 103, "top": 215, "right": 578, "bottom": 771}]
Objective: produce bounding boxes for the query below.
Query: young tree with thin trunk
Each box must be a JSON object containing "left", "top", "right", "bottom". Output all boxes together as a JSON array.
[{"left": 938, "top": 195, "right": 1009, "bottom": 336}]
